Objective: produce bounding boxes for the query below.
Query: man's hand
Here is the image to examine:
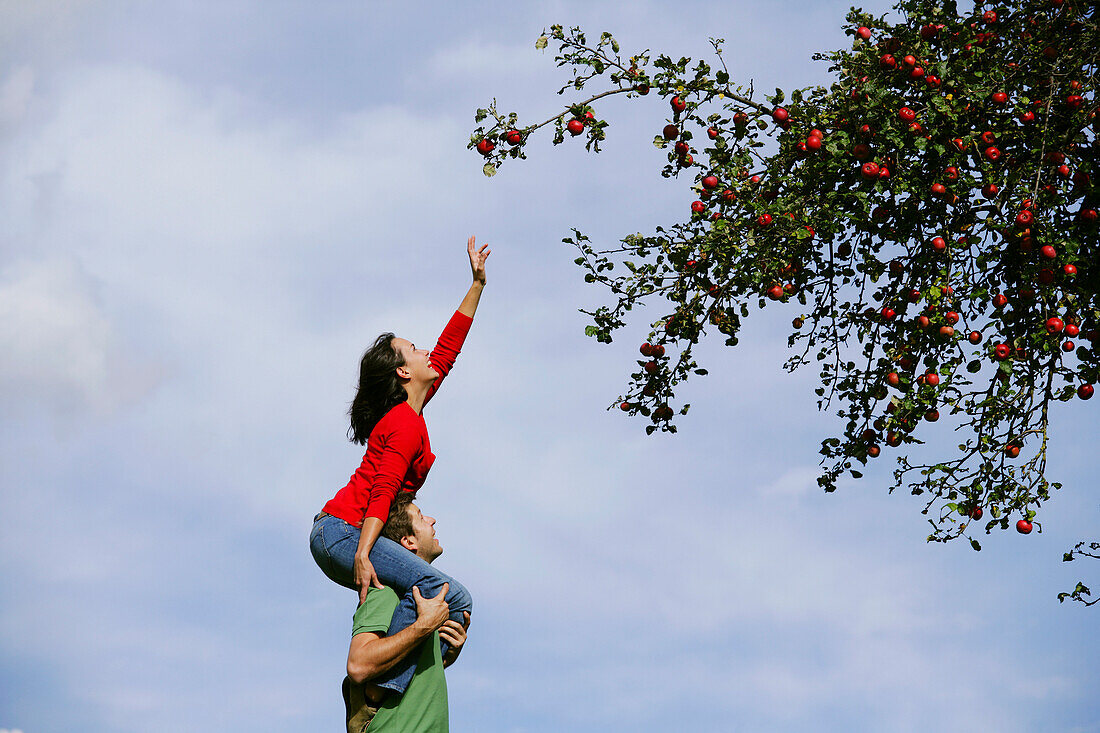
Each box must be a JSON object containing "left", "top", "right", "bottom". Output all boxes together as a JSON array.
[
  {"left": 441, "top": 611, "right": 470, "bottom": 667},
  {"left": 411, "top": 583, "right": 450, "bottom": 633}
]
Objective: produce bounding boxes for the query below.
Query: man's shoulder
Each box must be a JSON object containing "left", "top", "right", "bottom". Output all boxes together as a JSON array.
[{"left": 352, "top": 587, "right": 401, "bottom": 636}]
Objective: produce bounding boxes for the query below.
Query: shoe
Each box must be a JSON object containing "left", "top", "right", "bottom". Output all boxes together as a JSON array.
[{"left": 343, "top": 675, "right": 381, "bottom": 733}]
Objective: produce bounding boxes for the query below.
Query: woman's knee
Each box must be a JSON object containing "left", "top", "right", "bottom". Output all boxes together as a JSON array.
[{"left": 443, "top": 577, "right": 472, "bottom": 614}]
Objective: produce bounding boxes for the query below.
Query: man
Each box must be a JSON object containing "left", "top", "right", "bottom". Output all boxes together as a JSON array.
[{"left": 342, "top": 493, "right": 470, "bottom": 732}]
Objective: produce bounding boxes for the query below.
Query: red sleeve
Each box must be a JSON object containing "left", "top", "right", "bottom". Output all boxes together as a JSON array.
[
  {"left": 362, "top": 412, "right": 423, "bottom": 523},
  {"left": 423, "top": 310, "right": 473, "bottom": 406}
]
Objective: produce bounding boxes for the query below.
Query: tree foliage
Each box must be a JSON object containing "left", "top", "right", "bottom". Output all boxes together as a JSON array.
[{"left": 470, "top": 0, "right": 1098, "bottom": 604}]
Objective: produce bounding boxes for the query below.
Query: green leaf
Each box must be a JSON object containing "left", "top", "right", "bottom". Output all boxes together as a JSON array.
[{"left": 970, "top": 538, "right": 982, "bottom": 552}]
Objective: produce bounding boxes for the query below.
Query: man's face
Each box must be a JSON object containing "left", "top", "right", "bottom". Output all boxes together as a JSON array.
[{"left": 404, "top": 503, "right": 442, "bottom": 562}]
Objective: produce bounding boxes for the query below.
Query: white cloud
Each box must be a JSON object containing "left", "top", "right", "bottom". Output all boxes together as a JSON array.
[
  {"left": 0, "top": 66, "right": 34, "bottom": 127},
  {"left": 428, "top": 39, "right": 548, "bottom": 80},
  {"left": 0, "top": 256, "right": 161, "bottom": 415}
]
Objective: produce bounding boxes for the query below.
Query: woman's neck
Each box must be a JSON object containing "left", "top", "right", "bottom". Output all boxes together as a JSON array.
[{"left": 403, "top": 383, "right": 430, "bottom": 414}]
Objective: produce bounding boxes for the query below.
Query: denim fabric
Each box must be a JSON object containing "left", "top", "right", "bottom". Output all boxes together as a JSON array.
[{"left": 310, "top": 513, "right": 472, "bottom": 694}]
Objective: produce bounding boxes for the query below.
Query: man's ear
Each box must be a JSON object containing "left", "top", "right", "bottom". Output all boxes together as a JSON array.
[{"left": 400, "top": 535, "right": 417, "bottom": 552}]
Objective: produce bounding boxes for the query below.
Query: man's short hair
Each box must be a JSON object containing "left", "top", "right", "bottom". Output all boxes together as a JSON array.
[{"left": 381, "top": 492, "right": 415, "bottom": 544}]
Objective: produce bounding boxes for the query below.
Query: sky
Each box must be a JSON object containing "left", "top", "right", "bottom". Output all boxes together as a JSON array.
[{"left": 1, "top": 2, "right": 1097, "bottom": 732}]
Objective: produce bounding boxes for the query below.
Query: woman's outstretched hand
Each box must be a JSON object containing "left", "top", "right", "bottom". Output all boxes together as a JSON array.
[{"left": 467, "top": 235, "right": 490, "bottom": 285}]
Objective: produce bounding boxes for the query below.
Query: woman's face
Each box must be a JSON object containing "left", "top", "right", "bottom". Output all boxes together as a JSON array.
[{"left": 391, "top": 337, "right": 439, "bottom": 383}]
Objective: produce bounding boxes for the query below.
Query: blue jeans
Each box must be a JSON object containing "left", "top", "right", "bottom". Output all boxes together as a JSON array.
[{"left": 309, "top": 512, "right": 472, "bottom": 694}]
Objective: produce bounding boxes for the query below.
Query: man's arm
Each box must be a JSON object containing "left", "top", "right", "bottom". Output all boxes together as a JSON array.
[
  {"left": 347, "top": 584, "right": 450, "bottom": 684},
  {"left": 440, "top": 611, "right": 471, "bottom": 668}
]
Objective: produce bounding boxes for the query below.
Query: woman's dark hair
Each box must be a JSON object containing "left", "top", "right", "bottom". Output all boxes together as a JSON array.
[{"left": 347, "top": 332, "right": 407, "bottom": 445}]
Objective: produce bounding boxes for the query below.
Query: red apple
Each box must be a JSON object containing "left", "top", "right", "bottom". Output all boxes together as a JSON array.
[
  {"left": 505, "top": 129, "right": 523, "bottom": 145},
  {"left": 1079, "top": 384, "right": 1095, "bottom": 400},
  {"left": 662, "top": 124, "right": 679, "bottom": 140},
  {"left": 567, "top": 118, "right": 585, "bottom": 135},
  {"left": 1016, "top": 519, "right": 1033, "bottom": 534},
  {"left": 476, "top": 139, "right": 495, "bottom": 155}
]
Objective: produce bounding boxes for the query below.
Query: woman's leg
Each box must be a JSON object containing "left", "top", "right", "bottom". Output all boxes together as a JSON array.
[
  {"left": 368, "top": 536, "right": 473, "bottom": 694},
  {"left": 309, "top": 513, "right": 359, "bottom": 591}
]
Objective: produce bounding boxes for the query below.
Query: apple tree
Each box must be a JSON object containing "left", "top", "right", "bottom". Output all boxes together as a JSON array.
[{"left": 470, "top": 0, "right": 1098, "bottom": 604}]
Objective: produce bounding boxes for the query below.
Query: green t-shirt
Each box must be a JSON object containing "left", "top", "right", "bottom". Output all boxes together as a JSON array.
[{"left": 352, "top": 587, "right": 448, "bottom": 732}]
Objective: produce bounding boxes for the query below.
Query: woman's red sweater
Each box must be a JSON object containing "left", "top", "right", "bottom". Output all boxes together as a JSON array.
[{"left": 322, "top": 311, "right": 472, "bottom": 527}]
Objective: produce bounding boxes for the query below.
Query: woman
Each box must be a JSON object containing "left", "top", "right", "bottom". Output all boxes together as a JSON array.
[{"left": 310, "top": 235, "right": 489, "bottom": 695}]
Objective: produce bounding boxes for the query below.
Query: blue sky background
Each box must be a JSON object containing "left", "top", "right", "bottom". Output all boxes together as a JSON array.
[{"left": 1, "top": 2, "right": 1097, "bottom": 732}]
